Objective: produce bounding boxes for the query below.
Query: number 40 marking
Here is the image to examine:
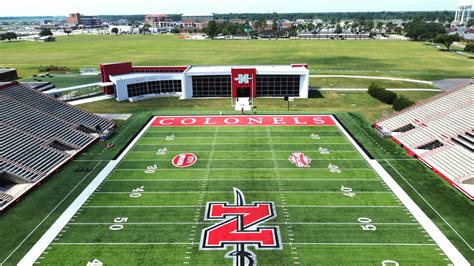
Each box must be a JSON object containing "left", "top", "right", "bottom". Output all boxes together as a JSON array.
[{"left": 341, "top": 185, "right": 356, "bottom": 198}]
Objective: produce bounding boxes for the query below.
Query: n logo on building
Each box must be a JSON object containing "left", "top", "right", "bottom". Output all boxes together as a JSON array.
[
  {"left": 234, "top": 74, "right": 253, "bottom": 84},
  {"left": 200, "top": 188, "right": 282, "bottom": 266}
]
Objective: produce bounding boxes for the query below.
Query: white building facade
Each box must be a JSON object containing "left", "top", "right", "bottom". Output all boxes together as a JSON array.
[{"left": 101, "top": 63, "right": 310, "bottom": 102}]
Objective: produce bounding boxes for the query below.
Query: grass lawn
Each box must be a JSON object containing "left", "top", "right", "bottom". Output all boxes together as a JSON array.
[
  {"left": 1, "top": 35, "right": 472, "bottom": 80},
  {"left": 76, "top": 91, "right": 440, "bottom": 122}
]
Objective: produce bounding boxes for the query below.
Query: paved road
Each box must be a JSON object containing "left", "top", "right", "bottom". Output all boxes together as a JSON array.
[{"left": 432, "top": 79, "right": 471, "bottom": 91}]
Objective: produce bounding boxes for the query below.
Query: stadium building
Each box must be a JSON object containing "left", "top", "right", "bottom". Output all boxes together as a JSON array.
[{"left": 99, "top": 62, "right": 310, "bottom": 102}]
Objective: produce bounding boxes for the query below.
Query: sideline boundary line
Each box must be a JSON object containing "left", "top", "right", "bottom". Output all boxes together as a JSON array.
[
  {"left": 0, "top": 161, "right": 103, "bottom": 266},
  {"left": 333, "top": 116, "right": 469, "bottom": 265},
  {"left": 384, "top": 160, "right": 473, "bottom": 251},
  {"left": 18, "top": 117, "right": 156, "bottom": 265}
]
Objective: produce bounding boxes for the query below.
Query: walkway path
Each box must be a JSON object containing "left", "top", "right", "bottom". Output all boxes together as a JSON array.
[{"left": 310, "top": 75, "right": 434, "bottom": 85}]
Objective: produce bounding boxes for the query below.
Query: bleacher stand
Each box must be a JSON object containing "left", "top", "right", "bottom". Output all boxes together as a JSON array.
[
  {"left": 0, "top": 82, "right": 115, "bottom": 211},
  {"left": 374, "top": 83, "right": 474, "bottom": 199}
]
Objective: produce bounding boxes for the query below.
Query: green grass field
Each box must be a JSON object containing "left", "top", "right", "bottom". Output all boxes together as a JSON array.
[
  {"left": 35, "top": 117, "right": 450, "bottom": 265},
  {"left": 1, "top": 35, "right": 473, "bottom": 80}
]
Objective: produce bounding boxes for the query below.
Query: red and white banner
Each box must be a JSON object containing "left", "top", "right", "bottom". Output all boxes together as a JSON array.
[{"left": 152, "top": 115, "right": 335, "bottom": 127}]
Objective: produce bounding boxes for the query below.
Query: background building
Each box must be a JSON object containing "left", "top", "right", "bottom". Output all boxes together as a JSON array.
[
  {"left": 67, "top": 13, "right": 102, "bottom": 27},
  {"left": 181, "top": 13, "right": 214, "bottom": 29},
  {"left": 144, "top": 14, "right": 177, "bottom": 31},
  {"left": 99, "top": 62, "right": 309, "bottom": 102},
  {"left": 454, "top": 1, "right": 472, "bottom": 25}
]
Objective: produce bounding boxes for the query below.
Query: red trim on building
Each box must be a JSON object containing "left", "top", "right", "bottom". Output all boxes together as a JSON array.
[
  {"left": 0, "top": 81, "right": 19, "bottom": 90},
  {"left": 100, "top": 62, "right": 133, "bottom": 94},
  {"left": 291, "top": 64, "right": 308, "bottom": 69},
  {"left": 132, "top": 66, "right": 188, "bottom": 73}
]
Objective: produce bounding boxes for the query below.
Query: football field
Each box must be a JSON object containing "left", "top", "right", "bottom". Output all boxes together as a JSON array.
[{"left": 33, "top": 115, "right": 452, "bottom": 265}]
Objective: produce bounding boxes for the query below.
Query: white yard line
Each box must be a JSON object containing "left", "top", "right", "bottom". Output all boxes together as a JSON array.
[
  {"left": 333, "top": 116, "right": 469, "bottom": 265},
  {"left": 81, "top": 205, "right": 404, "bottom": 208},
  {"left": 66, "top": 222, "right": 418, "bottom": 226},
  {"left": 48, "top": 242, "right": 437, "bottom": 246},
  {"left": 18, "top": 117, "right": 156, "bottom": 266},
  {"left": 120, "top": 158, "right": 363, "bottom": 161},
  {"left": 135, "top": 143, "right": 350, "bottom": 145},
  {"left": 94, "top": 191, "right": 392, "bottom": 194},
  {"left": 104, "top": 178, "right": 380, "bottom": 182},
  {"left": 129, "top": 150, "right": 359, "bottom": 153},
  {"left": 113, "top": 168, "right": 375, "bottom": 171}
]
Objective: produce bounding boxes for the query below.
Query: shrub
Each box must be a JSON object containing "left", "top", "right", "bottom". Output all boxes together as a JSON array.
[
  {"left": 38, "top": 65, "right": 70, "bottom": 73},
  {"left": 393, "top": 96, "right": 415, "bottom": 111},
  {"left": 367, "top": 82, "right": 398, "bottom": 104},
  {"left": 464, "top": 43, "right": 474, "bottom": 53}
]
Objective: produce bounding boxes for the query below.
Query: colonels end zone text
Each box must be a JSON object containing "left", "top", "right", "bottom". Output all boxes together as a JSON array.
[{"left": 151, "top": 115, "right": 335, "bottom": 127}]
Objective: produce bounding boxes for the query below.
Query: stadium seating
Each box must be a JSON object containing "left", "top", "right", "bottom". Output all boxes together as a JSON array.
[
  {"left": 0, "top": 82, "right": 115, "bottom": 210},
  {"left": 375, "top": 83, "right": 474, "bottom": 198}
]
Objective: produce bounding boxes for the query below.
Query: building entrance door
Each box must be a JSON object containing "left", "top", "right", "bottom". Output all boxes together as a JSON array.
[{"left": 237, "top": 87, "right": 251, "bottom": 97}]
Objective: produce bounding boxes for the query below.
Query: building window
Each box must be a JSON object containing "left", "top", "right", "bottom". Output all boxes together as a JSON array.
[
  {"left": 256, "top": 75, "right": 300, "bottom": 97},
  {"left": 192, "top": 76, "right": 231, "bottom": 97},
  {"left": 127, "top": 80, "right": 182, "bottom": 98}
]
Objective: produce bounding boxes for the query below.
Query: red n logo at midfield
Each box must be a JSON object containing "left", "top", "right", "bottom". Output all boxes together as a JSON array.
[{"left": 200, "top": 188, "right": 282, "bottom": 266}]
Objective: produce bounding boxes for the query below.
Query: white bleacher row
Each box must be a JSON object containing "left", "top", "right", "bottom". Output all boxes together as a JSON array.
[
  {"left": 395, "top": 105, "right": 473, "bottom": 147},
  {"left": 0, "top": 192, "right": 14, "bottom": 206},
  {"left": 378, "top": 85, "right": 473, "bottom": 131},
  {"left": 1, "top": 124, "right": 71, "bottom": 181},
  {"left": 0, "top": 96, "right": 94, "bottom": 148},
  {"left": 421, "top": 144, "right": 474, "bottom": 184},
  {"left": 0, "top": 84, "right": 114, "bottom": 131}
]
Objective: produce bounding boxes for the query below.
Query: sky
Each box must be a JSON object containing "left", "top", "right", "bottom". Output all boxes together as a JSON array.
[{"left": 0, "top": 0, "right": 465, "bottom": 17}]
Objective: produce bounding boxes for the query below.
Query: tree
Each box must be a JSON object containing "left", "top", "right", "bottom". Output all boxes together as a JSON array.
[
  {"left": 464, "top": 43, "right": 474, "bottom": 53},
  {"left": 139, "top": 24, "right": 151, "bottom": 34},
  {"left": 170, "top": 27, "right": 180, "bottom": 34},
  {"left": 272, "top": 19, "right": 278, "bottom": 30},
  {"left": 368, "top": 82, "right": 397, "bottom": 104},
  {"left": 404, "top": 20, "right": 445, "bottom": 40},
  {"left": 39, "top": 28, "right": 53, "bottom": 37},
  {"left": 466, "top": 19, "right": 474, "bottom": 28},
  {"left": 111, "top": 27, "right": 119, "bottom": 34},
  {"left": 393, "top": 96, "right": 414, "bottom": 111},
  {"left": 335, "top": 24, "right": 343, "bottom": 34},
  {"left": 64, "top": 29, "right": 72, "bottom": 36},
  {"left": 204, "top": 21, "right": 218, "bottom": 39},
  {"left": 1, "top": 32, "right": 17, "bottom": 42},
  {"left": 434, "top": 34, "right": 461, "bottom": 51}
]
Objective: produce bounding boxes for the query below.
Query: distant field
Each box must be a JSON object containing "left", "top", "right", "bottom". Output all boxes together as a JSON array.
[{"left": 0, "top": 35, "right": 472, "bottom": 79}]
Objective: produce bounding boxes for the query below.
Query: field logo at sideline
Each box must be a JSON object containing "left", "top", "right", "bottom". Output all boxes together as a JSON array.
[
  {"left": 172, "top": 153, "right": 197, "bottom": 168},
  {"left": 200, "top": 188, "right": 281, "bottom": 266},
  {"left": 289, "top": 152, "right": 312, "bottom": 168}
]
